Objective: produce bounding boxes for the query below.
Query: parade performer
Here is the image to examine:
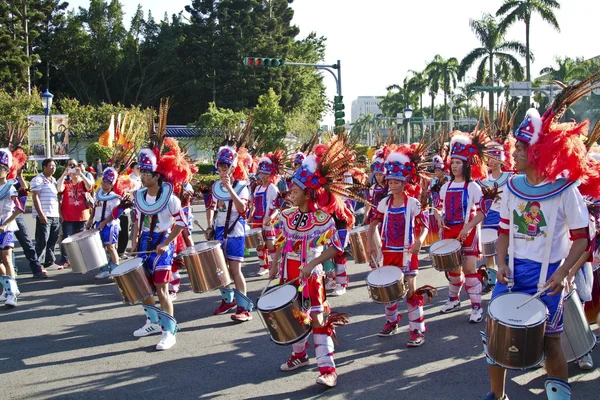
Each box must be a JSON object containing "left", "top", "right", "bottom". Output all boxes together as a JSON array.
[
  {"left": 0, "top": 148, "right": 26, "bottom": 307},
  {"left": 364, "top": 149, "right": 389, "bottom": 225},
  {"left": 170, "top": 182, "right": 196, "bottom": 298},
  {"left": 366, "top": 144, "right": 436, "bottom": 345},
  {"left": 88, "top": 167, "right": 134, "bottom": 279},
  {"left": 435, "top": 131, "right": 489, "bottom": 323},
  {"left": 205, "top": 145, "right": 254, "bottom": 322},
  {"left": 269, "top": 137, "right": 362, "bottom": 388},
  {"left": 249, "top": 151, "right": 284, "bottom": 277},
  {"left": 482, "top": 75, "right": 599, "bottom": 400},
  {"left": 130, "top": 100, "right": 191, "bottom": 350}
]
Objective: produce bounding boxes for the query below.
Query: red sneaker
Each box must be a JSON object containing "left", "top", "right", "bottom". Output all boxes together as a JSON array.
[
  {"left": 231, "top": 307, "right": 252, "bottom": 322},
  {"left": 213, "top": 299, "right": 237, "bottom": 315},
  {"left": 280, "top": 353, "right": 309, "bottom": 371},
  {"left": 316, "top": 372, "right": 337, "bottom": 387},
  {"left": 407, "top": 329, "right": 425, "bottom": 347}
]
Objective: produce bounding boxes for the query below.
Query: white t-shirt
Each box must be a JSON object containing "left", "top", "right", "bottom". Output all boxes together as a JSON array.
[
  {"left": 134, "top": 194, "right": 185, "bottom": 233},
  {"left": 439, "top": 180, "right": 483, "bottom": 223},
  {"left": 30, "top": 173, "right": 59, "bottom": 218},
  {"left": 212, "top": 186, "right": 250, "bottom": 238},
  {"left": 499, "top": 183, "right": 588, "bottom": 263},
  {"left": 0, "top": 184, "right": 18, "bottom": 232},
  {"left": 252, "top": 184, "right": 279, "bottom": 222},
  {"left": 482, "top": 172, "right": 512, "bottom": 214},
  {"left": 92, "top": 191, "right": 121, "bottom": 225}
]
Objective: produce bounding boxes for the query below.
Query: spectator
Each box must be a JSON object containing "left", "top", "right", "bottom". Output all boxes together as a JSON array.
[
  {"left": 14, "top": 165, "right": 48, "bottom": 279},
  {"left": 31, "top": 159, "right": 61, "bottom": 271},
  {"left": 96, "top": 159, "right": 103, "bottom": 176},
  {"left": 79, "top": 160, "right": 95, "bottom": 182},
  {"left": 56, "top": 158, "right": 93, "bottom": 268},
  {"left": 129, "top": 162, "right": 141, "bottom": 187}
]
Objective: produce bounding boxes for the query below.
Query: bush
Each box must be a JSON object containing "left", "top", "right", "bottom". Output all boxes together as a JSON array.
[
  {"left": 86, "top": 142, "right": 113, "bottom": 166},
  {"left": 194, "top": 174, "right": 219, "bottom": 192},
  {"left": 196, "top": 163, "right": 214, "bottom": 174}
]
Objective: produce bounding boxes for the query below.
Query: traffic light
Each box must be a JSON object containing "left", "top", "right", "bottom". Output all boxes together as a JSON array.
[
  {"left": 333, "top": 95, "right": 345, "bottom": 132},
  {"left": 243, "top": 57, "right": 284, "bottom": 67}
]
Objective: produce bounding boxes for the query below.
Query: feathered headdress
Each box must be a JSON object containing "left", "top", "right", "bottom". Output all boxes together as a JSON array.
[
  {"left": 449, "top": 130, "right": 496, "bottom": 180},
  {"left": 488, "top": 104, "right": 517, "bottom": 172},
  {"left": 577, "top": 119, "right": 600, "bottom": 199},
  {"left": 513, "top": 72, "right": 600, "bottom": 182},
  {"left": 292, "top": 136, "right": 369, "bottom": 225},
  {"left": 5, "top": 148, "right": 27, "bottom": 180}
]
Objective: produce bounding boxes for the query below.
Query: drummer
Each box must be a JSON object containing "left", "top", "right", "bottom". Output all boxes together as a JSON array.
[
  {"left": 87, "top": 167, "right": 122, "bottom": 280},
  {"left": 169, "top": 182, "right": 196, "bottom": 299},
  {"left": 268, "top": 139, "right": 358, "bottom": 388},
  {"left": 483, "top": 107, "right": 590, "bottom": 400},
  {"left": 205, "top": 146, "right": 254, "bottom": 322},
  {"left": 364, "top": 149, "right": 388, "bottom": 226},
  {"left": 366, "top": 147, "right": 433, "bottom": 345},
  {"left": 434, "top": 132, "right": 486, "bottom": 323},
  {"left": 0, "top": 148, "right": 25, "bottom": 307},
  {"left": 130, "top": 148, "right": 188, "bottom": 351},
  {"left": 249, "top": 154, "right": 281, "bottom": 277}
]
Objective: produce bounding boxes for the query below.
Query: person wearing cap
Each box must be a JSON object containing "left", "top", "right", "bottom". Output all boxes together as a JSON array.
[
  {"left": 0, "top": 149, "right": 25, "bottom": 307},
  {"left": 87, "top": 167, "right": 122, "bottom": 279},
  {"left": 130, "top": 148, "right": 187, "bottom": 350},
  {"left": 435, "top": 133, "right": 486, "bottom": 323},
  {"left": 483, "top": 106, "right": 590, "bottom": 400},
  {"left": 206, "top": 145, "right": 254, "bottom": 322}
]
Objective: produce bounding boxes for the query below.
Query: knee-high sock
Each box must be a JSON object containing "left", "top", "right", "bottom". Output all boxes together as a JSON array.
[
  {"left": 258, "top": 247, "right": 268, "bottom": 270},
  {"left": 545, "top": 378, "right": 571, "bottom": 400},
  {"left": 291, "top": 336, "right": 309, "bottom": 357},
  {"left": 447, "top": 271, "right": 464, "bottom": 301},
  {"left": 385, "top": 301, "right": 399, "bottom": 323},
  {"left": 334, "top": 252, "right": 348, "bottom": 286},
  {"left": 3, "top": 275, "right": 18, "bottom": 296},
  {"left": 169, "top": 258, "right": 182, "bottom": 293},
  {"left": 157, "top": 310, "right": 179, "bottom": 335},
  {"left": 220, "top": 287, "right": 235, "bottom": 303},
  {"left": 407, "top": 294, "right": 425, "bottom": 333},
  {"left": 465, "top": 273, "right": 482, "bottom": 309},
  {"left": 233, "top": 288, "right": 254, "bottom": 311},
  {"left": 313, "top": 327, "right": 335, "bottom": 374},
  {"left": 142, "top": 304, "right": 161, "bottom": 324}
]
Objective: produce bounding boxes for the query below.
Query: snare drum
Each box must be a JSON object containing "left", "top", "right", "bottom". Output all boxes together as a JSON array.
[
  {"left": 430, "top": 239, "right": 463, "bottom": 272},
  {"left": 244, "top": 228, "right": 264, "bottom": 249},
  {"left": 485, "top": 292, "right": 547, "bottom": 370},
  {"left": 366, "top": 266, "right": 406, "bottom": 304},
  {"left": 561, "top": 289, "right": 596, "bottom": 362},
  {"left": 111, "top": 258, "right": 154, "bottom": 304},
  {"left": 423, "top": 212, "right": 440, "bottom": 246},
  {"left": 348, "top": 226, "right": 381, "bottom": 264},
  {"left": 180, "top": 241, "right": 232, "bottom": 293},
  {"left": 61, "top": 229, "right": 108, "bottom": 274},
  {"left": 257, "top": 284, "right": 311, "bottom": 345},
  {"left": 481, "top": 229, "right": 498, "bottom": 257},
  {"left": 584, "top": 267, "right": 600, "bottom": 324}
]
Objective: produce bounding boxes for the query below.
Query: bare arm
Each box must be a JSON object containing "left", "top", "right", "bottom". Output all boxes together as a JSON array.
[
  {"left": 131, "top": 217, "right": 139, "bottom": 252},
  {"left": 32, "top": 191, "right": 46, "bottom": 222},
  {"left": 56, "top": 170, "right": 68, "bottom": 193}
]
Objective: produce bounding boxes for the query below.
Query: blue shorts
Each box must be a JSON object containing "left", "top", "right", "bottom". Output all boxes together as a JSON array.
[
  {"left": 95, "top": 222, "right": 119, "bottom": 245},
  {"left": 215, "top": 226, "right": 245, "bottom": 262},
  {"left": 139, "top": 231, "right": 174, "bottom": 274},
  {"left": 0, "top": 231, "right": 15, "bottom": 249},
  {"left": 492, "top": 258, "right": 564, "bottom": 335}
]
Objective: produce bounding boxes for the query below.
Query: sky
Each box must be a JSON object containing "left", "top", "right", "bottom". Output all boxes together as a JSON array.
[{"left": 67, "top": 0, "right": 600, "bottom": 124}]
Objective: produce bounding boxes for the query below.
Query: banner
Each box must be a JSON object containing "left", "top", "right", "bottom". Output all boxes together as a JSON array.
[
  {"left": 51, "top": 114, "right": 69, "bottom": 158},
  {"left": 27, "top": 115, "right": 46, "bottom": 160}
]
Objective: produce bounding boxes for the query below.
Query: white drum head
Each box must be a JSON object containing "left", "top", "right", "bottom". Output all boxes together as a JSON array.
[
  {"left": 481, "top": 228, "right": 498, "bottom": 244},
  {"left": 111, "top": 257, "right": 144, "bottom": 276},
  {"left": 182, "top": 241, "right": 221, "bottom": 256},
  {"left": 62, "top": 229, "right": 98, "bottom": 244},
  {"left": 367, "top": 266, "right": 403, "bottom": 286},
  {"left": 489, "top": 293, "right": 547, "bottom": 326},
  {"left": 257, "top": 284, "right": 297, "bottom": 310},
  {"left": 430, "top": 239, "right": 461, "bottom": 255},
  {"left": 350, "top": 225, "right": 369, "bottom": 234},
  {"left": 245, "top": 228, "right": 262, "bottom": 236}
]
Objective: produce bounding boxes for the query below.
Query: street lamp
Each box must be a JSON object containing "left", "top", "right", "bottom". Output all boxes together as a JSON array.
[
  {"left": 41, "top": 89, "right": 54, "bottom": 158},
  {"left": 404, "top": 106, "right": 413, "bottom": 144},
  {"left": 447, "top": 93, "right": 454, "bottom": 131}
]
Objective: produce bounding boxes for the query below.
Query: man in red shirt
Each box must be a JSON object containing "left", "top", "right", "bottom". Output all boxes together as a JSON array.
[{"left": 55, "top": 158, "right": 93, "bottom": 269}]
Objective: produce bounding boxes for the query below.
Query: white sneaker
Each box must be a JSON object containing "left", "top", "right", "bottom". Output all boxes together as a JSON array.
[
  {"left": 95, "top": 271, "right": 110, "bottom": 279},
  {"left": 469, "top": 307, "right": 483, "bottom": 323},
  {"left": 330, "top": 285, "right": 346, "bottom": 296},
  {"left": 256, "top": 268, "right": 269, "bottom": 277},
  {"left": 133, "top": 321, "right": 161, "bottom": 337},
  {"left": 156, "top": 331, "right": 176, "bottom": 350},
  {"left": 5, "top": 293, "right": 17, "bottom": 307},
  {"left": 325, "top": 279, "right": 337, "bottom": 291},
  {"left": 578, "top": 353, "right": 594, "bottom": 370},
  {"left": 440, "top": 299, "right": 461, "bottom": 314},
  {"left": 169, "top": 292, "right": 177, "bottom": 301}
]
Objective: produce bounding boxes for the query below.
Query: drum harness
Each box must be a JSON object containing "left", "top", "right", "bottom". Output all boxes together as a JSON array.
[
  {"left": 381, "top": 194, "right": 412, "bottom": 269},
  {"left": 136, "top": 186, "right": 167, "bottom": 270}
]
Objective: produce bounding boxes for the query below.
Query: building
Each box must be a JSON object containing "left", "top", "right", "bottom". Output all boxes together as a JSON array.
[{"left": 351, "top": 96, "right": 382, "bottom": 123}]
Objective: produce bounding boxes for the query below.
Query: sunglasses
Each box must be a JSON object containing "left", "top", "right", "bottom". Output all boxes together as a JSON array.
[{"left": 68, "top": 164, "right": 77, "bottom": 168}]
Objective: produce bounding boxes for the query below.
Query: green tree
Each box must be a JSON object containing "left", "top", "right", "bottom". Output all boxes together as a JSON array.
[
  {"left": 458, "top": 14, "right": 527, "bottom": 120},
  {"left": 252, "top": 88, "right": 285, "bottom": 152},
  {"left": 539, "top": 56, "right": 588, "bottom": 84},
  {"left": 425, "top": 55, "right": 460, "bottom": 124},
  {"left": 496, "top": 0, "right": 561, "bottom": 109}
]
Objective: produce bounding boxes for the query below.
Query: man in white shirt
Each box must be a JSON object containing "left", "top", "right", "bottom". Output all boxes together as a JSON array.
[{"left": 31, "top": 159, "right": 61, "bottom": 270}]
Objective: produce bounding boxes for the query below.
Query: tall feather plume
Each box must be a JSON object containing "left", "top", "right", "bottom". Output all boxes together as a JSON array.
[
  {"left": 547, "top": 71, "right": 600, "bottom": 123},
  {"left": 585, "top": 118, "right": 600, "bottom": 152}
]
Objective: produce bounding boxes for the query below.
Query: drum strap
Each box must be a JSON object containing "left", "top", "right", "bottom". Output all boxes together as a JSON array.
[
  {"left": 137, "top": 186, "right": 164, "bottom": 252},
  {"left": 538, "top": 196, "right": 560, "bottom": 289},
  {"left": 223, "top": 180, "right": 240, "bottom": 240},
  {"left": 100, "top": 191, "right": 111, "bottom": 222}
]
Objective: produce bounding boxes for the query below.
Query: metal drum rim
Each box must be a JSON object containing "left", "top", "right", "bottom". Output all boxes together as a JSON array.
[
  {"left": 257, "top": 285, "right": 298, "bottom": 312},
  {"left": 487, "top": 293, "right": 547, "bottom": 328},
  {"left": 350, "top": 225, "right": 369, "bottom": 234},
  {"left": 62, "top": 229, "right": 101, "bottom": 244},
  {"left": 111, "top": 261, "right": 145, "bottom": 277},
  {"left": 270, "top": 326, "right": 312, "bottom": 346}
]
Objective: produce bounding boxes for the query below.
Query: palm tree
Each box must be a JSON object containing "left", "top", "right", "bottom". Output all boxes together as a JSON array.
[
  {"left": 406, "top": 70, "right": 428, "bottom": 115},
  {"left": 496, "top": 0, "right": 560, "bottom": 108},
  {"left": 425, "top": 55, "right": 460, "bottom": 124},
  {"left": 539, "top": 56, "right": 588, "bottom": 84},
  {"left": 458, "top": 14, "right": 527, "bottom": 120},
  {"left": 349, "top": 113, "right": 375, "bottom": 143}
]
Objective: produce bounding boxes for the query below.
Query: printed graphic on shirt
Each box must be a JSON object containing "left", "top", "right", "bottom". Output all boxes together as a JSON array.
[
  {"left": 513, "top": 200, "right": 547, "bottom": 241},
  {"left": 217, "top": 200, "right": 227, "bottom": 213}
]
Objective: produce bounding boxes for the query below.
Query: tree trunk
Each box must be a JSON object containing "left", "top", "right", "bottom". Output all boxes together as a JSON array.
[
  {"left": 431, "top": 94, "right": 435, "bottom": 119},
  {"left": 489, "top": 54, "right": 495, "bottom": 121},
  {"left": 21, "top": 1, "right": 31, "bottom": 95},
  {"left": 524, "top": 16, "right": 531, "bottom": 110}
]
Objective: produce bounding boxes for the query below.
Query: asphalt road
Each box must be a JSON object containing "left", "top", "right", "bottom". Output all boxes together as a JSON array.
[{"left": 2, "top": 209, "right": 599, "bottom": 399}]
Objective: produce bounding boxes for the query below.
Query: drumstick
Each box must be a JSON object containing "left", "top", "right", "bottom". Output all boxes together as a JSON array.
[
  {"left": 257, "top": 276, "right": 302, "bottom": 299},
  {"left": 516, "top": 284, "right": 552, "bottom": 309},
  {"left": 125, "top": 250, "right": 154, "bottom": 256},
  {"left": 194, "top": 220, "right": 207, "bottom": 232},
  {"left": 431, "top": 239, "right": 460, "bottom": 253}
]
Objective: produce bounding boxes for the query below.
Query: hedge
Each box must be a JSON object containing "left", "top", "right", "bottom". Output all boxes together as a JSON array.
[{"left": 196, "top": 163, "right": 214, "bottom": 174}]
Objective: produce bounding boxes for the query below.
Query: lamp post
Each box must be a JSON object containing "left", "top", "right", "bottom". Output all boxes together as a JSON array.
[
  {"left": 404, "top": 106, "right": 413, "bottom": 144},
  {"left": 447, "top": 93, "right": 454, "bottom": 131},
  {"left": 41, "top": 89, "right": 54, "bottom": 158}
]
